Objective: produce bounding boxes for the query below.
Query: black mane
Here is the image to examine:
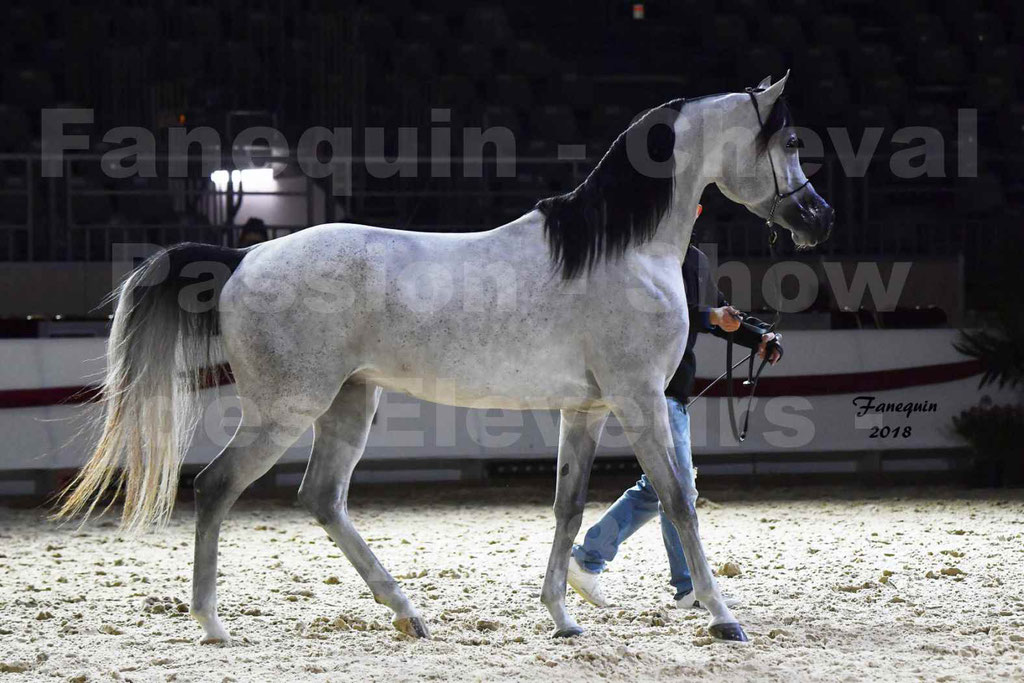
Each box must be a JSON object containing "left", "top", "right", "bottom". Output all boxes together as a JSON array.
[
  {"left": 535, "top": 98, "right": 686, "bottom": 280},
  {"left": 536, "top": 92, "right": 790, "bottom": 279}
]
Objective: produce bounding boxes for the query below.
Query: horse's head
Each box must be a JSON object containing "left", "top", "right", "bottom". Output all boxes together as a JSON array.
[{"left": 712, "top": 73, "right": 834, "bottom": 249}]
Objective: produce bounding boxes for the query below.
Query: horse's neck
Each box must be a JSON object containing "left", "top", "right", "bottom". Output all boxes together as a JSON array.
[
  {"left": 663, "top": 171, "right": 706, "bottom": 255},
  {"left": 637, "top": 158, "right": 707, "bottom": 262},
  {"left": 643, "top": 96, "right": 737, "bottom": 259}
]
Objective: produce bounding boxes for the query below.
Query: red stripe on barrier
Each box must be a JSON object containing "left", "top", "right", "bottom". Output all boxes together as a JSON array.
[
  {"left": 0, "top": 360, "right": 983, "bottom": 409},
  {"left": 0, "top": 364, "right": 234, "bottom": 409},
  {"left": 0, "top": 385, "right": 102, "bottom": 409},
  {"left": 692, "top": 359, "right": 984, "bottom": 397}
]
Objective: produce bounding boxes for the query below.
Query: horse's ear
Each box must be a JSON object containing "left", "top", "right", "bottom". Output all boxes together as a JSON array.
[
  {"left": 755, "top": 75, "right": 772, "bottom": 90},
  {"left": 755, "top": 70, "right": 789, "bottom": 110}
]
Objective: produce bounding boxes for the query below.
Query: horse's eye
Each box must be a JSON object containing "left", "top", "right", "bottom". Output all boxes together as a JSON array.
[{"left": 785, "top": 137, "right": 804, "bottom": 149}]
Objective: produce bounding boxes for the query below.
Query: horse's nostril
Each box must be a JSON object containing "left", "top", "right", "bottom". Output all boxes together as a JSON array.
[{"left": 823, "top": 209, "right": 835, "bottom": 239}]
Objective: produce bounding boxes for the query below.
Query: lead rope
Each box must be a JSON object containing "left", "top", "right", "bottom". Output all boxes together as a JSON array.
[
  {"left": 722, "top": 225, "right": 782, "bottom": 442},
  {"left": 708, "top": 89, "right": 801, "bottom": 442}
]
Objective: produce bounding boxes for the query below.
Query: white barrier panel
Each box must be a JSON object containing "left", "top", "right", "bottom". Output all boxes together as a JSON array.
[{"left": 0, "top": 330, "right": 1009, "bottom": 472}]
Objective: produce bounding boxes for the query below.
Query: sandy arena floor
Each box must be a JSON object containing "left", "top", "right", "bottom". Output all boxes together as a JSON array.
[{"left": 1, "top": 485, "right": 1023, "bottom": 682}]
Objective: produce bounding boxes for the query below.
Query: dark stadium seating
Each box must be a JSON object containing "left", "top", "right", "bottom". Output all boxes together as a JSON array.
[
  {"left": 0, "top": 106, "right": 31, "bottom": 153},
  {"left": 0, "top": 0, "right": 1017, "bottom": 283},
  {"left": 1, "top": 1, "right": 1013, "bottom": 150}
]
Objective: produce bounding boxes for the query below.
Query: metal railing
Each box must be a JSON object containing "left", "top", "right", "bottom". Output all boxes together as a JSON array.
[
  {"left": 57, "top": 155, "right": 321, "bottom": 261},
  {"left": 1, "top": 151, "right": 1014, "bottom": 273},
  {"left": 0, "top": 156, "right": 35, "bottom": 261}
]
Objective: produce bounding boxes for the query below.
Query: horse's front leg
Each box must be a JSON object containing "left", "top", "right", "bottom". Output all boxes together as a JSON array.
[
  {"left": 542, "top": 407, "right": 608, "bottom": 637},
  {"left": 610, "top": 390, "right": 748, "bottom": 642}
]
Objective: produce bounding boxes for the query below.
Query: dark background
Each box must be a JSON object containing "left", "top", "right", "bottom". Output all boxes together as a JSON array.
[{"left": 0, "top": 0, "right": 1020, "bottom": 310}]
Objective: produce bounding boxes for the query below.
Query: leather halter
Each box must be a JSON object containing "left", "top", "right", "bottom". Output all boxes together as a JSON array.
[{"left": 745, "top": 87, "right": 811, "bottom": 241}]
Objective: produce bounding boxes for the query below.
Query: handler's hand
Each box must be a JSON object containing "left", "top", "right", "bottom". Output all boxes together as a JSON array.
[
  {"left": 710, "top": 306, "right": 742, "bottom": 332},
  {"left": 758, "top": 332, "right": 782, "bottom": 364}
]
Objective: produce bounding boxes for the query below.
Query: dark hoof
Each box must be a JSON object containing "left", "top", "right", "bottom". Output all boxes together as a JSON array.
[
  {"left": 708, "top": 622, "right": 749, "bottom": 643},
  {"left": 552, "top": 626, "right": 584, "bottom": 638},
  {"left": 393, "top": 616, "right": 430, "bottom": 639},
  {"left": 198, "top": 636, "right": 231, "bottom": 646}
]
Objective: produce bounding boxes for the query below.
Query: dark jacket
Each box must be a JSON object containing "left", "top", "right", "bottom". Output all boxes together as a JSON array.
[{"left": 665, "top": 246, "right": 768, "bottom": 403}]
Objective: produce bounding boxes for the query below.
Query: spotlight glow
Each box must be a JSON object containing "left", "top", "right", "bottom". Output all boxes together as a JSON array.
[{"left": 210, "top": 168, "right": 276, "bottom": 191}]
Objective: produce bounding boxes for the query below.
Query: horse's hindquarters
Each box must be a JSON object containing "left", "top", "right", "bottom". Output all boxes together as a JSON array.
[{"left": 218, "top": 221, "right": 599, "bottom": 412}]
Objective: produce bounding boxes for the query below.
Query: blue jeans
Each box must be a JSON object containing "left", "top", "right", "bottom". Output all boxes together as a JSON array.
[{"left": 572, "top": 397, "right": 697, "bottom": 599}]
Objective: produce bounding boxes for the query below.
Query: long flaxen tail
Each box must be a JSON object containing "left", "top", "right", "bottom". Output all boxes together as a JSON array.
[{"left": 55, "top": 243, "right": 248, "bottom": 533}]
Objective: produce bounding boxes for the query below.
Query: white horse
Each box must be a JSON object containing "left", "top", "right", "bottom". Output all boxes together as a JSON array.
[{"left": 58, "top": 73, "right": 833, "bottom": 644}]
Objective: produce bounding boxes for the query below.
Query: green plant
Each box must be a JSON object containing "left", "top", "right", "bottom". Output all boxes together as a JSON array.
[
  {"left": 955, "top": 227, "right": 1024, "bottom": 391},
  {"left": 952, "top": 402, "right": 1024, "bottom": 455},
  {"left": 954, "top": 305, "right": 1024, "bottom": 390},
  {"left": 952, "top": 401, "right": 1024, "bottom": 487},
  {"left": 952, "top": 230, "right": 1023, "bottom": 486}
]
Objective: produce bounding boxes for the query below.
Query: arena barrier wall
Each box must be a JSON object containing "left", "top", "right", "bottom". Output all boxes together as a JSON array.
[{"left": 1, "top": 328, "right": 1010, "bottom": 493}]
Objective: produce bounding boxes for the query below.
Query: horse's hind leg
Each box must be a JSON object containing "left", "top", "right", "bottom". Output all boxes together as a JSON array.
[
  {"left": 610, "top": 391, "right": 747, "bottom": 643},
  {"left": 542, "top": 407, "right": 608, "bottom": 638},
  {"left": 297, "top": 381, "right": 429, "bottom": 638},
  {"left": 191, "top": 385, "right": 334, "bottom": 644}
]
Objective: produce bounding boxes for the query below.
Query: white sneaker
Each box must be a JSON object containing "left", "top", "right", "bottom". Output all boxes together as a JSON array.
[
  {"left": 566, "top": 556, "right": 612, "bottom": 608},
  {"left": 675, "top": 591, "right": 740, "bottom": 610}
]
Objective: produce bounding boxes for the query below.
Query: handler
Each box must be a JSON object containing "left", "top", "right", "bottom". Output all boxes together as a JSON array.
[{"left": 568, "top": 241, "right": 782, "bottom": 610}]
